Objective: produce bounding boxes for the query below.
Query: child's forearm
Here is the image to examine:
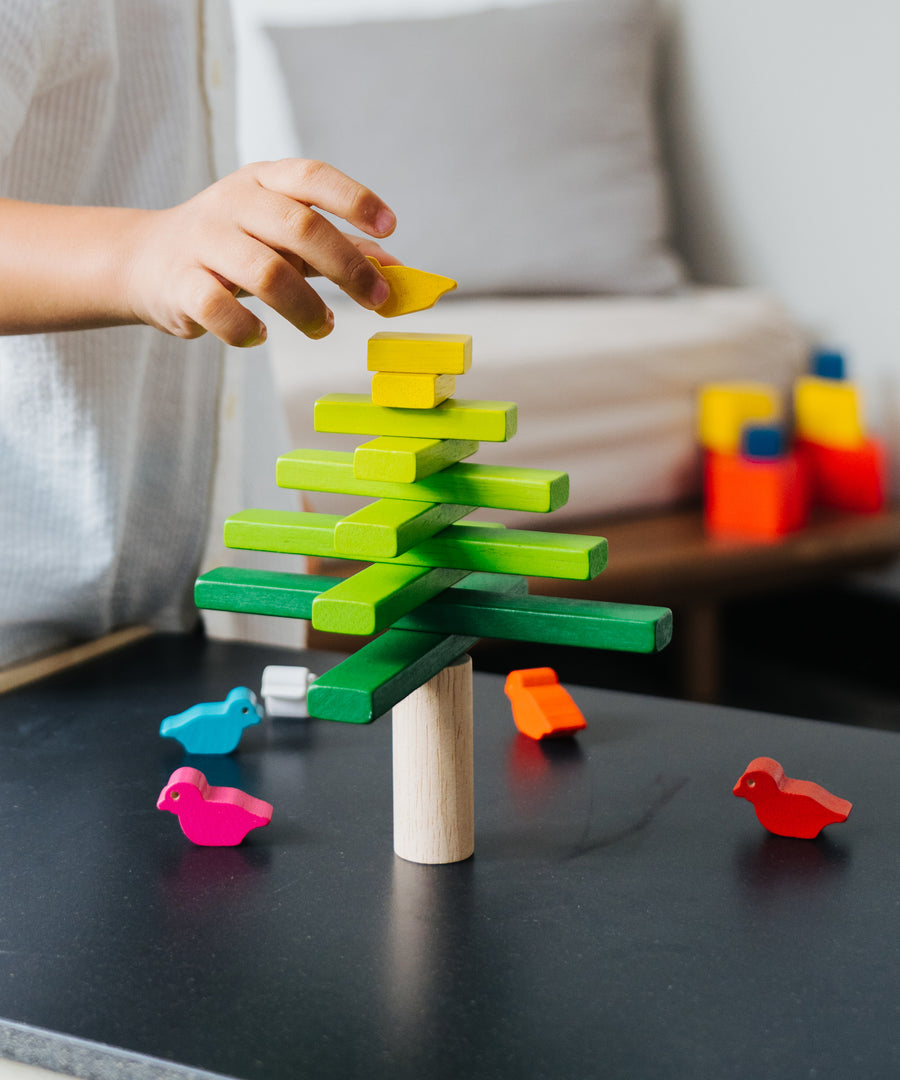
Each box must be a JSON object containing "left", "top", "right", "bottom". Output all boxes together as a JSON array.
[
  {"left": 0, "top": 160, "right": 398, "bottom": 344},
  {"left": 0, "top": 198, "right": 147, "bottom": 334}
]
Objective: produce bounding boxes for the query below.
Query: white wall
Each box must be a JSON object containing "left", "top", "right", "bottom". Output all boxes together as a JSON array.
[{"left": 661, "top": 0, "right": 900, "bottom": 455}]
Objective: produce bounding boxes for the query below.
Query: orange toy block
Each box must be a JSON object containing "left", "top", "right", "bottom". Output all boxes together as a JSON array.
[
  {"left": 503, "top": 667, "right": 587, "bottom": 740},
  {"left": 796, "top": 437, "right": 886, "bottom": 513},
  {"left": 704, "top": 450, "right": 809, "bottom": 539}
]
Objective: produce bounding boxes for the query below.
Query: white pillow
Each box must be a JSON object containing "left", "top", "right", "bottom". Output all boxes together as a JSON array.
[{"left": 265, "top": 0, "right": 685, "bottom": 296}]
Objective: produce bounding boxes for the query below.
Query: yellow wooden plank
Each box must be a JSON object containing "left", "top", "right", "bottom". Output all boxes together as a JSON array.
[
  {"left": 371, "top": 371, "right": 455, "bottom": 409},
  {"left": 367, "top": 332, "right": 472, "bottom": 374}
]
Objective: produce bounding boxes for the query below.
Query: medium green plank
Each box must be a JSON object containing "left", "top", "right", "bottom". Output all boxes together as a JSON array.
[
  {"left": 353, "top": 436, "right": 478, "bottom": 483},
  {"left": 224, "top": 510, "right": 607, "bottom": 580},
  {"left": 333, "top": 499, "right": 476, "bottom": 559},
  {"left": 307, "top": 629, "right": 477, "bottom": 724},
  {"left": 306, "top": 573, "right": 528, "bottom": 723},
  {"left": 277, "top": 449, "right": 568, "bottom": 514},
  {"left": 311, "top": 563, "right": 469, "bottom": 635},
  {"left": 314, "top": 393, "right": 517, "bottom": 442},
  {"left": 194, "top": 566, "right": 670, "bottom": 653}
]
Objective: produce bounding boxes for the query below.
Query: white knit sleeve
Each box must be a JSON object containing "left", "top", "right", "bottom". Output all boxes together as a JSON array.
[{"left": 0, "top": 0, "right": 49, "bottom": 162}]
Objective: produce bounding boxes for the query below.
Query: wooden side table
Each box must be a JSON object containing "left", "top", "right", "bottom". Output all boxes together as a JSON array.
[{"left": 526, "top": 504, "right": 900, "bottom": 701}]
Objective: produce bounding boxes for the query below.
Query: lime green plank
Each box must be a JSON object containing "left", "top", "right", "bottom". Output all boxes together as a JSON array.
[
  {"left": 194, "top": 565, "right": 671, "bottom": 653},
  {"left": 307, "top": 572, "right": 528, "bottom": 724},
  {"left": 277, "top": 449, "right": 568, "bottom": 514},
  {"left": 311, "top": 563, "right": 469, "bottom": 635},
  {"left": 333, "top": 499, "right": 476, "bottom": 559},
  {"left": 195, "top": 567, "right": 526, "bottom": 620},
  {"left": 314, "top": 393, "right": 517, "bottom": 442},
  {"left": 353, "top": 436, "right": 478, "bottom": 483},
  {"left": 224, "top": 510, "right": 607, "bottom": 580},
  {"left": 307, "top": 629, "right": 477, "bottom": 724},
  {"left": 367, "top": 331, "right": 473, "bottom": 374}
]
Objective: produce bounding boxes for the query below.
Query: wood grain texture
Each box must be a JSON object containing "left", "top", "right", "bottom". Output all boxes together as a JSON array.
[
  {"left": 277, "top": 449, "right": 568, "bottom": 513},
  {"left": 392, "top": 654, "right": 474, "bottom": 864}
]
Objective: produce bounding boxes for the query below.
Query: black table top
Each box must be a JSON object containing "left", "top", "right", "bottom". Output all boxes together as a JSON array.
[{"left": 0, "top": 633, "right": 897, "bottom": 1080}]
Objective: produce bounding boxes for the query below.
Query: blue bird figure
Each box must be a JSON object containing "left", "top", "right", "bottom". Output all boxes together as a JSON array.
[{"left": 159, "top": 687, "right": 263, "bottom": 755}]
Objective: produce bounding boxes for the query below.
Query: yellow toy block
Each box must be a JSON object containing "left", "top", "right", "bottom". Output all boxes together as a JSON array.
[
  {"left": 367, "top": 332, "right": 473, "bottom": 375},
  {"left": 794, "top": 376, "right": 865, "bottom": 449},
  {"left": 697, "top": 383, "right": 782, "bottom": 454},
  {"left": 371, "top": 371, "right": 455, "bottom": 410},
  {"left": 367, "top": 258, "right": 457, "bottom": 317}
]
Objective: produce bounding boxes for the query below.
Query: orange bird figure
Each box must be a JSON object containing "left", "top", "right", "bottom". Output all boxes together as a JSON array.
[{"left": 733, "top": 757, "right": 852, "bottom": 839}]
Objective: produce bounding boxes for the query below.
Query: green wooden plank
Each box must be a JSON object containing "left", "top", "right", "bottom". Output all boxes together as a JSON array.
[
  {"left": 314, "top": 393, "right": 517, "bottom": 442},
  {"left": 224, "top": 510, "right": 607, "bottom": 580},
  {"left": 307, "top": 629, "right": 477, "bottom": 724},
  {"left": 367, "top": 331, "right": 473, "bottom": 374},
  {"left": 277, "top": 449, "right": 568, "bottom": 513},
  {"left": 194, "top": 566, "right": 670, "bottom": 653},
  {"left": 353, "top": 436, "right": 478, "bottom": 483},
  {"left": 333, "top": 499, "right": 476, "bottom": 559},
  {"left": 311, "top": 564, "right": 469, "bottom": 635},
  {"left": 306, "top": 573, "right": 527, "bottom": 724}
]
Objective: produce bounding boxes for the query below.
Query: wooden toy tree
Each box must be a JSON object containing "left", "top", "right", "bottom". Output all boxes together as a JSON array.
[{"left": 196, "top": 268, "right": 672, "bottom": 864}]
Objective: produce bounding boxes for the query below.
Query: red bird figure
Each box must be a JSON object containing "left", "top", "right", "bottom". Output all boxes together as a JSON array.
[
  {"left": 157, "top": 767, "right": 273, "bottom": 846},
  {"left": 733, "top": 757, "right": 852, "bottom": 839}
]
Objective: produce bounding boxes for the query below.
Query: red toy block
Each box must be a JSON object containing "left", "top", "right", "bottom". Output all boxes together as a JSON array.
[
  {"left": 796, "top": 437, "right": 886, "bottom": 513},
  {"left": 733, "top": 757, "right": 852, "bottom": 839},
  {"left": 704, "top": 449, "right": 809, "bottom": 539},
  {"left": 503, "top": 667, "right": 587, "bottom": 740}
]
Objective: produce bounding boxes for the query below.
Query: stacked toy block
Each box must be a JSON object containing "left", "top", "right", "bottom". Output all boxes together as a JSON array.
[
  {"left": 699, "top": 351, "right": 887, "bottom": 540},
  {"left": 699, "top": 382, "right": 809, "bottom": 539},
  {"left": 196, "top": 330, "right": 672, "bottom": 726},
  {"left": 794, "top": 351, "right": 886, "bottom": 514}
]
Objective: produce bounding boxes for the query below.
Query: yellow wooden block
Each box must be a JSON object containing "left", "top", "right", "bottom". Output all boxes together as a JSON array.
[
  {"left": 371, "top": 371, "right": 456, "bottom": 409},
  {"left": 367, "top": 332, "right": 473, "bottom": 375},
  {"left": 794, "top": 376, "right": 865, "bottom": 448},
  {"left": 697, "top": 383, "right": 782, "bottom": 454},
  {"left": 367, "top": 258, "right": 457, "bottom": 317}
]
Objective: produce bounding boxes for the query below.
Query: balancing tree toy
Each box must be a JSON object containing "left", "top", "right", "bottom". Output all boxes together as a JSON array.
[{"left": 194, "top": 265, "right": 672, "bottom": 864}]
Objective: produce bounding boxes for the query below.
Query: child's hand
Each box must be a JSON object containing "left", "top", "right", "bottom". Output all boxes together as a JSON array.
[{"left": 125, "top": 159, "right": 398, "bottom": 345}]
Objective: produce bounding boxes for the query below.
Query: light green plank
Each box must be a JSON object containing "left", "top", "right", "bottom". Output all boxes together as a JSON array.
[
  {"left": 311, "top": 563, "right": 469, "bottom": 635},
  {"left": 277, "top": 449, "right": 568, "bottom": 514},
  {"left": 333, "top": 499, "right": 476, "bottom": 558},
  {"left": 194, "top": 566, "right": 671, "bottom": 654},
  {"left": 314, "top": 393, "right": 517, "bottom": 442},
  {"left": 353, "top": 436, "right": 478, "bottom": 483},
  {"left": 224, "top": 510, "right": 607, "bottom": 580}
]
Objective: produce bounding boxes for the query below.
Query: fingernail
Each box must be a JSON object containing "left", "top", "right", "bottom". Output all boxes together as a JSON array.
[
  {"left": 370, "top": 276, "right": 390, "bottom": 307},
  {"left": 242, "top": 324, "right": 267, "bottom": 348},
  {"left": 374, "top": 207, "right": 396, "bottom": 235},
  {"left": 307, "top": 309, "right": 334, "bottom": 340}
]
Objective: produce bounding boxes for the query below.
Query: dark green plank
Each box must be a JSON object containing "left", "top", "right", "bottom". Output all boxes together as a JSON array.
[{"left": 194, "top": 566, "right": 671, "bottom": 653}]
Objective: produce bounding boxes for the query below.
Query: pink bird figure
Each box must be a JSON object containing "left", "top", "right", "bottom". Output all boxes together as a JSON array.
[
  {"left": 733, "top": 757, "right": 852, "bottom": 839},
  {"left": 157, "top": 767, "right": 273, "bottom": 846}
]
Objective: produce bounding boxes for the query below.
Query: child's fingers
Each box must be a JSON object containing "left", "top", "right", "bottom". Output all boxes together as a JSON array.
[
  {"left": 253, "top": 159, "right": 396, "bottom": 240},
  {"left": 235, "top": 187, "right": 389, "bottom": 310},
  {"left": 199, "top": 232, "right": 334, "bottom": 341}
]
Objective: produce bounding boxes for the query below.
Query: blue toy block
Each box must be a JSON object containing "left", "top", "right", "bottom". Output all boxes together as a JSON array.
[
  {"left": 742, "top": 424, "right": 784, "bottom": 461},
  {"left": 811, "top": 349, "right": 846, "bottom": 381},
  {"left": 159, "top": 687, "right": 264, "bottom": 755}
]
